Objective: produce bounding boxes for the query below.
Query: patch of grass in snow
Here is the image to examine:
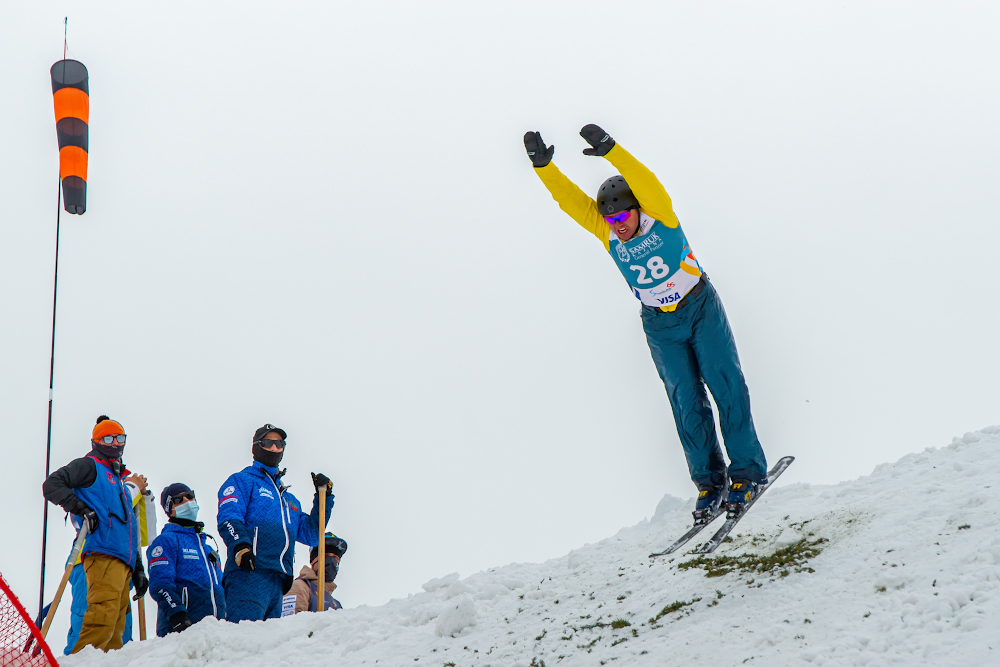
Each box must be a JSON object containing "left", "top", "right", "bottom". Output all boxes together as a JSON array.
[
  {"left": 650, "top": 597, "right": 702, "bottom": 624},
  {"left": 610, "top": 618, "right": 630, "bottom": 629},
  {"left": 677, "top": 538, "right": 827, "bottom": 579},
  {"left": 579, "top": 620, "right": 610, "bottom": 630}
]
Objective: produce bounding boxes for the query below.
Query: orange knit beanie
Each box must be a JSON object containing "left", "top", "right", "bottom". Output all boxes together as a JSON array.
[{"left": 93, "top": 415, "right": 125, "bottom": 440}]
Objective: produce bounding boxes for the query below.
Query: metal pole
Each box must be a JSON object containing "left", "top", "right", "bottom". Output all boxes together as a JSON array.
[{"left": 38, "top": 177, "right": 63, "bottom": 622}]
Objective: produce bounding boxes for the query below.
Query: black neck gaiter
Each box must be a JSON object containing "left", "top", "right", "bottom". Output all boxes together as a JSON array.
[
  {"left": 252, "top": 442, "right": 284, "bottom": 468},
  {"left": 94, "top": 442, "right": 124, "bottom": 461},
  {"left": 170, "top": 517, "right": 205, "bottom": 531}
]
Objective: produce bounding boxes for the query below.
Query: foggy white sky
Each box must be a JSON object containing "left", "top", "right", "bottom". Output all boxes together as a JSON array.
[{"left": 1, "top": 0, "right": 998, "bottom": 641}]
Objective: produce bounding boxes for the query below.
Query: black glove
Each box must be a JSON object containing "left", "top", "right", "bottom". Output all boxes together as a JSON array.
[
  {"left": 132, "top": 559, "right": 149, "bottom": 600},
  {"left": 80, "top": 509, "right": 99, "bottom": 534},
  {"left": 580, "top": 124, "right": 615, "bottom": 157},
  {"left": 523, "top": 131, "right": 554, "bottom": 168},
  {"left": 169, "top": 611, "right": 193, "bottom": 633},
  {"left": 311, "top": 472, "right": 333, "bottom": 495},
  {"left": 234, "top": 543, "right": 256, "bottom": 571}
]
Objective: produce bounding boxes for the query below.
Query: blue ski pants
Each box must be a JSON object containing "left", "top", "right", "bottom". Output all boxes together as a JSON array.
[
  {"left": 640, "top": 275, "right": 767, "bottom": 487},
  {"left": 223, "top": 569, "right": 287, "bottom": 622}
]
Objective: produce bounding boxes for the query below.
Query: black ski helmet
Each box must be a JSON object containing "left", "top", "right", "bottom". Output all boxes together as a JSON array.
[{"left": 596, "top": 176, "right": 639, "bottom": 216}]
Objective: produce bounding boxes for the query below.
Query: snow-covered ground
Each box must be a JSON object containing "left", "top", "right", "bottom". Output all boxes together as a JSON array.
[{"left": 65, "top": 429, "right": 1000, "bottom": 667}]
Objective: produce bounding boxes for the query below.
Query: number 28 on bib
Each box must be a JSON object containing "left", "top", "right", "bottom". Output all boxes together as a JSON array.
[{"left": 609, "top": 213, "right": 703, "bottom": 308}]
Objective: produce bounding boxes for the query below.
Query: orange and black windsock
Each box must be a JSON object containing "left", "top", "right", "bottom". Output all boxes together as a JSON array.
[{"left": 51, "top": 59, "right": 89, "bottom": 215}]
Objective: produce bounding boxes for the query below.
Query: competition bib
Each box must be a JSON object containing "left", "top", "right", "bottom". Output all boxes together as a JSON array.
[
  {"left": 281, "top": 594, "right": 297, "bottom": 617},
  {"left": 608, "top": 214, "right": 703, "bottom": 308}
]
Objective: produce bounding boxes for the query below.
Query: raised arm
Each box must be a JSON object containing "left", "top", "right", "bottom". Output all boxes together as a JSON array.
[
  {"left": 524, "top": 131, "right": 609, "bottom": 247},
  {"left": 296, "top": 487, "right": 333, "bottom": 547},
  {"left": 580, "top": 125, "right": 679, "bottom": 228}
]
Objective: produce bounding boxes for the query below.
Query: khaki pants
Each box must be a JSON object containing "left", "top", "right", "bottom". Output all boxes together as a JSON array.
[{"left": 71, "top": 553, "right": 132, "bottom": 654}]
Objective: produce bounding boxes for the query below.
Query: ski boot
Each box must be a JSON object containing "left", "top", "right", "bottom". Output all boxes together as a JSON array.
[
  {"left": 725, "top": 478, "right": 759, "bottom": 518},
  {"left": 693, "top": 484, "right": 725, "bottom": 524}
]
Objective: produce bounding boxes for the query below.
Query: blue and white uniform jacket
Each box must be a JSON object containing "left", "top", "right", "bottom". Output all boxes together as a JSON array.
[
  {"left": 147, "top": 521, "right": 226, "bottom": 636},
  {"left": 217, "top": 462, "right": 329, "bottom": 579}
]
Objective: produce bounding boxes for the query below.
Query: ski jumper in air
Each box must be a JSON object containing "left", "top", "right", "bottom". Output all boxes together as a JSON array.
[{"left": 523, "top": 125, "right": 768, "bottom": 519}]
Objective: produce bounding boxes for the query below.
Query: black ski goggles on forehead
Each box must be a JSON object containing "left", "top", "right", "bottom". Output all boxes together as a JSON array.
[
  {"left": 95, "top": 434, "right": 126, "bottom": 445},
  {"left": 170, "top": 490, "right": 195, "bottom": 506},
  {"left": 254, "top": 438, "right": 286, "bottom": 450}
]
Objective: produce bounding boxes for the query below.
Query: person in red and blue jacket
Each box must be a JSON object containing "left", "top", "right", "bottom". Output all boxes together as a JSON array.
[
  {"left": 147, "top": 483, "right": 226, "bottom": 636},
  {"left": 42, "top": 415, "right": 148, "bottom": 654},
  {"left": 217, "top": 424, "right": 332, "bottom": 622}
]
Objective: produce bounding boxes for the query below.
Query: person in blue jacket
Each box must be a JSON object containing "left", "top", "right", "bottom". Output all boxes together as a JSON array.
[
  {"left": 41, "top": 415, "right": 148, "bottom": 654},
  {"left": 217, "top": 423, "right": 333, "bottom": 622},
  {"left": 147, "top": 483, "right": 226, "bottom": 636},
  {"left": 60, "top": 472, "right": 149, "bottom": 654}
]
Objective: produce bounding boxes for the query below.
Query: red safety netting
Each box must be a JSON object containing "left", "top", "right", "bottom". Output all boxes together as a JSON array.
[{"left": 0, "top": 573, "right": 57, "bottom": 667}]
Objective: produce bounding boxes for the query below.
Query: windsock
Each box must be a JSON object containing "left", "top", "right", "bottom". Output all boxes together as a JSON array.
[{"left": 51, "top": 59, "right": 89, "bottom": 215}]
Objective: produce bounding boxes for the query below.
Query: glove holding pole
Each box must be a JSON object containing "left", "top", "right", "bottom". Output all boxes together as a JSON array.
[
  {"left": 131, "top": 552, "right": 148, "bottom": 639},
  {"left": 311, "top": 472, "right": 332, "bottom": 612}
]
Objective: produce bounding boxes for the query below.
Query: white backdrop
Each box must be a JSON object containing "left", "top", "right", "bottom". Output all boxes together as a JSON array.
[{"left": 1, "top": 0, "right": 998, "bottom": 644}]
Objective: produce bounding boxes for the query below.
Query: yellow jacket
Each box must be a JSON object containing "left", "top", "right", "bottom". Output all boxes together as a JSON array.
[{"left": 533, "top": 143, "right": 680, "bottom": 253}]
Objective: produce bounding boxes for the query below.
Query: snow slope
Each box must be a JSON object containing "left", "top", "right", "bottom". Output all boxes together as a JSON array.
[{"left": 65, "top": 429, "right": 1000, "bottom": 667}]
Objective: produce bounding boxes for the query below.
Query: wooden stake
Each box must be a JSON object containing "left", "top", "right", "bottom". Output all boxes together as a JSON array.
[
  {"left": 137, "top": 596, "right": 147, "bottom": 640},
  {"left": 317, "top": 490, "right": 326, "bottom": 612},
  {"left": 40, "top": 523, "right": 89, "bottom": 639}
]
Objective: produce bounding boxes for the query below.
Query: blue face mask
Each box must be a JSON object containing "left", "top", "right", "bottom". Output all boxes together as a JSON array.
[{"left": 174, "top": 500, "right": 199, "bottom": 522}]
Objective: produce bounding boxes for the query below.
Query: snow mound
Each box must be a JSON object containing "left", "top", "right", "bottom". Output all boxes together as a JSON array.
[{"left": 65, "top": 428, "right": 1000, "bottom": 666}]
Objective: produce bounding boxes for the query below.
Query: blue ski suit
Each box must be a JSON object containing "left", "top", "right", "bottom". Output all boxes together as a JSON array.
[
  {"left": 147, "top": 521, "right": 226, "bottom": 636},
  {"left": 217, "top": 462, "right": 330, "bottom": 621}
]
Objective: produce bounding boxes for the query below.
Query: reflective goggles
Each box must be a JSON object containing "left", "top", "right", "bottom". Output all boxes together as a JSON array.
[
  {"left": 96, "top": 434, "right": 127, "bottom": 445},
  {"left": 170, "top": 490, "right": 196, "bottom": 506},
  {"left": 254, "top": 438, "right": 286, "bottom": 450},
  {"left": 603, "top": 210, "right": 632, "bottom": 226}
]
